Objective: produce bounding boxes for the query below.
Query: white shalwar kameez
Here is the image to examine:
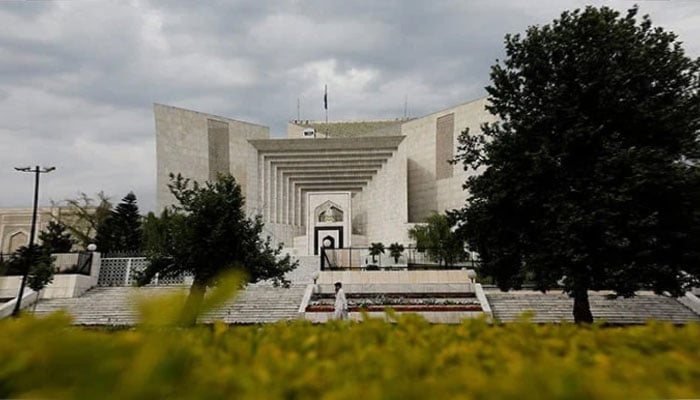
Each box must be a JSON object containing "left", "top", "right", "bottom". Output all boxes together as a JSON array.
[{"left": 334, "top": 288, "right": 349, "bottom": 320}]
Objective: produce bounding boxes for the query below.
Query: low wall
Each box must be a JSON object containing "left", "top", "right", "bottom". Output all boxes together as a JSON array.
[
  {"left": 42, "top": 274, "right": 96, "bottom": 298},
  {"left": 0, "top": 274, "right": 96, "bottom": 300},
  {"left": 305, "top": 310, "right": 484, "bottom": 324},
  {"left": 318, "top": 269, "right": 475, "bottom": 285},
  {"left": 54, "top": 253, "right": 80, "bottom": 272},
  {"left": 0, "top": 276, "right": 23, "bottom": 298},
  {"left": 299, "top": 281, "right": 493, "bottom": 324},
  {"left": 314, "top": 282, "right": 475, "bottom": 294},
  {"left": 0, "top": 289, "right": 38, "bottom": 319},
  {"left": 0, "top": 252, "right": 101, "bottom": 301}
]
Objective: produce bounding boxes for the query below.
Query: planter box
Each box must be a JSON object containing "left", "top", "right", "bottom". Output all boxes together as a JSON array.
[
  {"left": 306, "top": 305, "right": 483, "bottom": 312},
  {"left": 314, "top": 292, "right": 477, "bottom": 299}
]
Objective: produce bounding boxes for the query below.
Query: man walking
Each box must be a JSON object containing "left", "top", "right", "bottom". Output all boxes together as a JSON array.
[{"left": 334, "top": 281, "right": 348, "bottom": 320}]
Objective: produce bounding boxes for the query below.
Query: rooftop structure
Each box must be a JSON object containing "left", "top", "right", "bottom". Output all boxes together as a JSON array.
[{"left": 287, "top": 119, "right": 408, "bottom": 139}]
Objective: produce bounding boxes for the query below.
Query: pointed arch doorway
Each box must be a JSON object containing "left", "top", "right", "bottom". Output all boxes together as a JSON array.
[
  {"left": 314, "top": 227, "right": 343, "bottom": 255},
  {"left": 306, "top": 192, "right": 352, "bottom": 256}
]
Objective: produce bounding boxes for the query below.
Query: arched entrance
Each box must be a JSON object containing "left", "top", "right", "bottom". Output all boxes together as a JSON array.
[
  {"left": 314, "top": 227, "right": 343, "bottom": 255},
  {"left": 306, "top": 193, "right": 352, "bottom": 255}
]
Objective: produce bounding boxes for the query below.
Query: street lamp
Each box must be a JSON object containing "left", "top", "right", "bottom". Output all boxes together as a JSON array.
[{"left": 12, "top": 166, "right": 55, "bottom": 317}]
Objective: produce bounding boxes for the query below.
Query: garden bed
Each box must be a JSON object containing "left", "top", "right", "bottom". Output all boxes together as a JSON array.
[
  {"left": 306, "top": 292, "right": 482, "bottom": 313},
  {"left": 306, "top": 304, "right": 483, "bottom": 312},
  {"left": 314, "top": 292, "right": 477, "bottom": 299}
]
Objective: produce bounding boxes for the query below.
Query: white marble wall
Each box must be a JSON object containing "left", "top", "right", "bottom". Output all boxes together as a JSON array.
[
  {"left": 155, "top": 104, "right": 269, "bottom": 211},
  {"left": 401, "top": 98, "right": 496, "bottom": 222},
  {"left": 360, "top": 143, "right": 409, "bottom": 245},
  {"left": 155, "top": 104, "right": 211, "bottom": 210}
]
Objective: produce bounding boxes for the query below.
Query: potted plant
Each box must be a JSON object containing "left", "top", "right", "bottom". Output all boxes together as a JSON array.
[
  {"left": 368, "top": 242, "right": 385, "bottom": 266},
  {"left": 388, "top": 243, "right": 404, "bottom": 264}
]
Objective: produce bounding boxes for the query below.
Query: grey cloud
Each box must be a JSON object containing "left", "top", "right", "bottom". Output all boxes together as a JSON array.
[
  {"left": 0, "top": 0, "right": 54, "bottom": 18},
  {"left": 0, "top": 0, "right": 698, "bottom": 212}
]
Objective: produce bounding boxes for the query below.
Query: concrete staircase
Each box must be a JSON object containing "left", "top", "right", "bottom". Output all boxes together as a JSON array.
[
  {"left": 33, "top": 284, "right": 308, "bottom": 326},
  {"left": 32, "top": 254, "right": 319, "bottom": 326},
  {"left": 485, "top": 290, "right": 700, "bottom": 324}
]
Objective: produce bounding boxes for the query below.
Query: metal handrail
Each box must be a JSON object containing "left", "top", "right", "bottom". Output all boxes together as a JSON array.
[{"left": 320, "top": 246, "right": 479, "bottom": 271}]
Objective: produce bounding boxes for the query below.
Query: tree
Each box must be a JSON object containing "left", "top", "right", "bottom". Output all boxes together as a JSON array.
[
  {"left": 56, "top": 192, "right": 112, "bottom": 249},
  {"left": 26, "top": 247, "right": 54, "bottom": 312},
  {"left": 408, "top": 213, "right": 465, "bottom": 267},
  {"left": 388, "top": 243, "right": 405, "bottom": 264},
  {"left": 138, "top": 173, "right": 297, "bottom": 325},
  {"left": 7, "top": 245, "right": 54, "bottom": 310},
  {"left": 451, "top": 6, "right": 700, "bottom": 323},
  {"left": 39, "top": 221, "right": 75, "bottom": 253},
  {"left": 0, "top": 255, "right": 8, "bottom": 275},
  {"left": 95, "top": 192, "right": 143, "bottom": 253},
  {"left": 369, "top": 242, "right": 385, "bottom": 264},
  {"left": 142, "top": 210, "right": 175, "bottom": 256}
]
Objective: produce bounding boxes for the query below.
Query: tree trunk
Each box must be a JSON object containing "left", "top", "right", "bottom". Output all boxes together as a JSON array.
[
  {"left": 32, "top": 289, "right": 42, "bottom": 314},
  {"left": 572, "top": 285, "right": 593, "bottom": 324},
  {"left": 180, "top": 277, "right": 207, "bottom": 327}
]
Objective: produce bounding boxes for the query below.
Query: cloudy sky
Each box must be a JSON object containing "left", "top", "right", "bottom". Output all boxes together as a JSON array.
[{"left": 1, "top": 0, "right": 698, "bottom": 212}]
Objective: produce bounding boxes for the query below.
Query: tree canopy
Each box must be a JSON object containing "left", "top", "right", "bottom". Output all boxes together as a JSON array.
[
  {"left": 56, "top": 192, "right": 112, "bottom": 249},
  {"left": 139, "top": 173, "right": 297, "bottom": 325},
  {"left": 368, "top": 242, "right": 385, "bottom": 264},
  {"left": 408, "top": 213, "right": 465, "bottom": 267},
  {"left": 388, "top": 243, "right": 405, "bottom": 264},
  {"left": 451, "top": 6, "right": 700, "bottom": 323},
  {"left": 38, "top": 221, "right": 75, "bottom": 253},
  {"left": 3, "top": 244, "right": 54, "bottom": 293},
  {"left": 95, "top": 192, "right": 143, "bottom": 254}
]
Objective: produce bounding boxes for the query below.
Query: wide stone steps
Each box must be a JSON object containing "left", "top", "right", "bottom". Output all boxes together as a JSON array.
[
  {"left": 33, "top": 284, "right": 309, "bottom": 326},
  {"left": 486, "top": 291, "right": 700, "bottom": 324}
]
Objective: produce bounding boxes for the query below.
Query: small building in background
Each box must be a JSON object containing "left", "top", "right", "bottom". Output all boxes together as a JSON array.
[{"left": 0, "top": 207, "right": 84, "bottom": 254}]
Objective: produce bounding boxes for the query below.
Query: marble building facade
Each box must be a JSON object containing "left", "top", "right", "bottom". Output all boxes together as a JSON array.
[{"left": 155, "top": 97, "right": 496, "bottom": 255}]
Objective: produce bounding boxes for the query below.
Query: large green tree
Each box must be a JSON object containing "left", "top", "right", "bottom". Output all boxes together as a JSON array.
[
  {"left": 139, "top": 173, "right": 297, "bottom": 325},
  {"left": 95, "top": 192, "right": 143, "bottom": 253},
  {"left": 5, "top": 244, "right": 54, "bottom": 293},
  {"left": 38, "top": 221, "right": 75, "bottom": 253},
  {"left": 451, "top": 6, "right": 700, "bottom": 323}
]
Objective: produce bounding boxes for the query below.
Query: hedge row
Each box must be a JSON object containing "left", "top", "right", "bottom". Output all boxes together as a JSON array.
[{"left": 2, "top": 311, "right": 700, "bottom": 399}]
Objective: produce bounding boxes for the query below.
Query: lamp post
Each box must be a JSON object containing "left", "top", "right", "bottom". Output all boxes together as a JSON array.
[{"left": 12, "top": 166, "right": 55, "bottom": 317}]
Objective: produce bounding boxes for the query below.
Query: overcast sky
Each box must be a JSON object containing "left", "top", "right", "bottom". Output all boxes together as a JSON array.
[{"left": 0, "top": 0, "right": 698, "bottom": 212}]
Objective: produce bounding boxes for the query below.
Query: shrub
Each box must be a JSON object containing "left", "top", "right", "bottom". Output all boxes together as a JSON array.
[{"left": 2, "top": 309, "right": 700, "bottom": 399}]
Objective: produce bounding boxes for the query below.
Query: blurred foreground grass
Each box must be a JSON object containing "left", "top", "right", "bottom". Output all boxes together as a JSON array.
[{"left": 1, "top": 280, "right": 699, "bottom": 399}]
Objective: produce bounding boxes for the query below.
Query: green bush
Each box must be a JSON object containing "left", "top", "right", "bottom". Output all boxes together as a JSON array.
[{"left": 2, "top": 293, "right": 700, "bottom": 399}]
